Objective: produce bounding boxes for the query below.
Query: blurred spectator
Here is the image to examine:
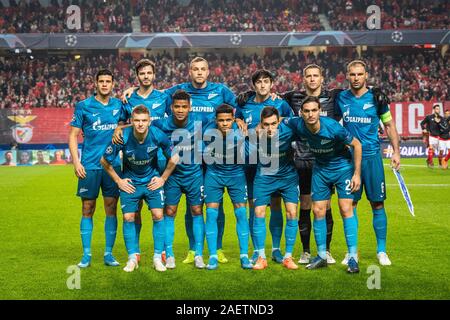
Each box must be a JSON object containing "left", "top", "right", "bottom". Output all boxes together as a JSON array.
[
  {"left": 0, "top": 0, "right": 132, "bottom": 33},
  {"left": 0, "top": 0, "right": 447, "bottom": 33},
  {"left": 327, "top": 0, "right": 449, "bottom": 31},
  {"left": 1, "top": 48, "right": 448, "bottom": 108}
]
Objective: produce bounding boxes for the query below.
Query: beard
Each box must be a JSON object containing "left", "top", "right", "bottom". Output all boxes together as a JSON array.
[
  {"left": 138, "top": 80, "right": 152, "bottom": 89},
  {"left": 193, "top": 78, "right": 206, "bottom": 86},
  {"left": 351, "top": 82, "right": 365, "bottom": 90}
]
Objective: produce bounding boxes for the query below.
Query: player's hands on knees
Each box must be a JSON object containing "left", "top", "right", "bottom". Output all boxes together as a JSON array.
[
  {"left": 350, "top": 174, "right": 361, "bottom": 193},
  {"left": 118, "top": 178, "right": 136, "bottom": 194},
  {"left": 112, "top": 127, "right": 124, "bottom": 145},
  {"left": 74, "top": 162, "right": 86, "bottom": 179},
  {"left": 391, "top": 152, "right": 401, "bottom": 171},
  {"left": 255, "top": 124, "right": 264, "bottom": 138},
  {"left": 235, "top": 118, "right": 248, "bottom": 135},
  {"left": 121, "top": 87, "right": 136, "bottom": 103},
  {"left": 147, "top": 176, "right": 165, "bottom": 191}
]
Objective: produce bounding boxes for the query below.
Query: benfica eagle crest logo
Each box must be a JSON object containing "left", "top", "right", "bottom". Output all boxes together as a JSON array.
[{"left": 8, "top": 114, "right": 37, "bottom": 143}]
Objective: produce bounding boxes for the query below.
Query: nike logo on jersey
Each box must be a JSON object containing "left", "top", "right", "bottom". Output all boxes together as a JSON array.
[
  {"left": 79, "top": 188, "right": 88, "bottom": 193},
  {"left": 147, "top": 147, "right": 157, "bottom": 153},
  {"left": 121, "top": 204, "right": 126, "bottom": 209},
  {"left": 125, "top": 150, "right": 134, "bottom": 154},
  {"left": 92, "top": 113, "right": 100, "bottom": 117},
  {"left": 363, "top": 103, "right": 374, "bottom": 110},
  {"left": 320, "top": 139, "right": 332, "bottom": 145},
  {"left": 113, "top": 109, "right": 120, "bottom": 116},
  {"left": 208, "top": 93, "right": 219, "bottom": 100},
  {"left": 152, "top": 103, "right": 162, "bottom": 109}
]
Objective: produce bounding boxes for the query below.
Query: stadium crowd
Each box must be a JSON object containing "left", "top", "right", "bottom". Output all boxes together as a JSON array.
[
  {"left": 0, "top": 0, "right": 133, "bottom": 33},
  {"left": 137, "top": 0, "right": 323, "bottom": 32},
  {"left": 0, "top": 49, "right": 448, "bottom": 109},
  {"left": 0, "top": 0, "right": 448, "bottom": 33},
  {"left": 328, "top": 0, "right": 449, "bottom": 31}
]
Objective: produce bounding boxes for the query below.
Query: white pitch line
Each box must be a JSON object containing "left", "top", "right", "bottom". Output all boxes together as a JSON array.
[
  {"left": 383, "top": 164, "right": 430, "bottom": 168},
  {"left": 387, "top": 184, "right": 450, "bottom": 187}
]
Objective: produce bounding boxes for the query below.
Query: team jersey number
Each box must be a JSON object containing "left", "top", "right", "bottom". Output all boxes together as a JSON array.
[
  {"left": 200, "top": 185, "right": 205, "bottom": 201},
  {"left": 345, "top": 179, "right": 352, "bottom": 194}
]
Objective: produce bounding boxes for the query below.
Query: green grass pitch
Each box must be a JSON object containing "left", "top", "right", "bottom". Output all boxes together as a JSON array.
[{"left": 0, "top": 158, "right": 449, "bottom": 300}]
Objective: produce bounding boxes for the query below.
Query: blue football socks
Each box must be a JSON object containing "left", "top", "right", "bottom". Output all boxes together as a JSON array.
[
  {"left": 164, "top": 215, "right": 175, "bottom": 258},
  {"left": 373, "top": 208, "right": 387, "bottom": 253},
  {"left": 313, "top": 217, "right": 327, "bottom": 260},
  {"left": 192, "top": 215, "right": 205, "bottom": 256},
  {"left": 284, "top": 218, "right": 298, "bottom": 258},
  {"left": 104, "top": 216, "right": 117, "bottom": 254},
  {"left": 343, "top": 215, "right": 358, "bottom": 259},
  {"left": 269, "top": 209, "right": 283, "bottom": 250},
  {"left": 234, "top": 207, "right": 249, "bottom": 255},
  {"left": 205, "top": 207, "right": 219, "bottom": 256},
  {"left": 80, "top": 217, "right": 93, "bottom": 256}
]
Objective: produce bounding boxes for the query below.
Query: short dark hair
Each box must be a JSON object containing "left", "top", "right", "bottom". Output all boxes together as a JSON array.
[
  {"left": 172, "top": 89, "right": 191, "bottom": 102},
  {"left": 216, "top": 104, "right": 234, "bottom": 116},
  {"left": 131, "top": 105, "right": 150, "bottom": 116},
  {"left": 96, "top": 69, "right": 114, "bottom": 82},
  {"left": 135, "top": 59, "right": 155, "bottom": 74},
  {"left": 301, "top": 96, "right": 322, "bottom": 110},
  {"left": 251, "top": 69, "right": 274, "bottom": 85},
  {"left": 260, "top": 106, "right": 279, "bottom": 120},
  {"left": 433, "top": 104, "right": 440, "bottom": 109}
]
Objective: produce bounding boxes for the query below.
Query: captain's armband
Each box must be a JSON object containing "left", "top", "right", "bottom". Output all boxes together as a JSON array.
[{"left": 380, "top": 111, "right": 392, "bottom": 124}]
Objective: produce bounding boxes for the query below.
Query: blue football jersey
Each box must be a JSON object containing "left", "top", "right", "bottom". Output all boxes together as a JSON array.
[
  {"left": 103, "top": 126, "right": 172, "bottom": 185},
  {"left": 70, "top": 96, "right": 123, "bottom": 170},
  {"left": 152, "top": 114, "right": 204, "bottom": 179},
  {"left": 284, "top": 116, "right": 354, "bottom": 168},
  {"left": 121, "top": 89, "right": 172, "bottom": 122},
  {"left": 203, "top": 120, "right": 246, "bottom": 177},
  {"left": 236, "top": 95, "right": 293, "bottom": 129},
  {"left": 335, "top": 89, "right": 389, "bottom": 158},
  {"left": 251, "top": 120, "right": 296, "bottom": 177},
  {"left": 165, "top": 82, "right": 237, "bottom": 122}
]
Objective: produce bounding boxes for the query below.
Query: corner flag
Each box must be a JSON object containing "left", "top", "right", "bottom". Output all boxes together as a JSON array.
[{"left": 392, "top": 168, "right": 415, "bottom": 217}]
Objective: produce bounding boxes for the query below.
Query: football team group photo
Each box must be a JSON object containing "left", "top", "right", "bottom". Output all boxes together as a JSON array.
[{"left": 0, "top": 0, "right": 449, "bottom": 301}]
